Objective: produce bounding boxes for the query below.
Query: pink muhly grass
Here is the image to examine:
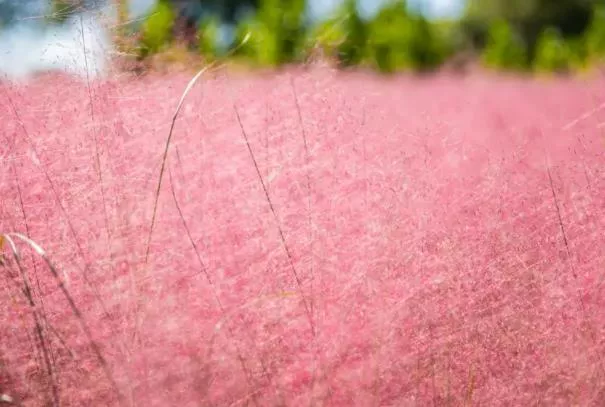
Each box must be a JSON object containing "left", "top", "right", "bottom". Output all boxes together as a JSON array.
[{"left": 0, "top": 66, "right": 605, "bottom": 406}]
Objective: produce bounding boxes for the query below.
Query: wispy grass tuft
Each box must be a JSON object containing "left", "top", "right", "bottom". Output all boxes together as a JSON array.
[
  {"left": 2, "top": 64, "right": 605, "bottom": 406},
  {"left": 1, "top": 233, "right": 124, "bottom": 406},
  {"left": 145, "top": 33, "right": 252, "bottom": 264}
]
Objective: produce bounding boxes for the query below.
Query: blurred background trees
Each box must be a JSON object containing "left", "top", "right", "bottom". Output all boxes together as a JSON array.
[
  {"left": 133, "top": 0, "right": 455, "bottom": 71},
  {"left": 4, "top": 0, "right": 605, "bottom": 74},
  {"left": 462, "top": 0, "right": 600, "bottom": 71},
  {"left": 481, "top": 20, "right": 529, "bottom": 71}
]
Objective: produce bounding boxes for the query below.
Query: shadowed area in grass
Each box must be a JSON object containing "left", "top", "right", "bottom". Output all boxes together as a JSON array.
[{"left": 1, "top": 67, "right": 605, "bottom": 406}]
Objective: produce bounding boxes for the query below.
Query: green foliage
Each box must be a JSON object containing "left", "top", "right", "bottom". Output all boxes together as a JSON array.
[
  {"left": 265, "top": 0, "right": 306, "bottom": 63},
  {"left": 304, "top": 15, "right": 349, "bottom": 61},
  {"left": 335, "top": 0, "right": 368, "bottom": 67},
  {"left": 366, "top": 1, "right": 448, "bottom": 73},
  {"left": 139, "top": 0, "right": 176, "bottom": 57},
  {"left": 567, "top": 36, "right": 589, "bottom": 70},
  {"left": 370, "top": 1, "right": 448, "bottom": 72},
  {"left": 533, "top": 27, "right": 574, "bottom": 73},
  {"left": 129, "top": 0, "right": 604, "bottom": 74},
  {"left": 366, "top": 1, "right": 412, "bottom": 73},
  {"left": 233, "top": 17, "right": 257, "bottom": 59},
  {"left": 234, "top": 17, "right": 280, "bottom": 66},
  {"left": 233, "top": 0, "right": 306, "bottom": 66},
  {"left": 463, "top": 0, "right": 596, "bottom": 64},
  {"left": 197, "top": 17, "right": 222, "bottom": 62},
  {"left": 585, "top": 4, "right": 605, "bottom": 62},
  {"left": 304, "top": 0, "right": 369, "bottom": 67},
  {"left": 482, "top": 20, "right": 528, "bottom": 70},
  {"left": 413, "top": 17, "right": 452, "bottom": 70}
]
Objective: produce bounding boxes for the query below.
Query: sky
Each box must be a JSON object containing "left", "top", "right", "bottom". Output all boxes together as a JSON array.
[
  {"left": 310, "top": 0, "right": 465, "bottom": 21},
  {"left": 123, "top": 0, "right": 466, "bottom": 21},
  {"left": 122, "top": 0, "right": 466, "bottom": 21},
  {"left": 0, "top": 0, "right": 465, "bottom": 80},
  {"left": 0, "top": 5, "right": 112, "bottom": 80}
]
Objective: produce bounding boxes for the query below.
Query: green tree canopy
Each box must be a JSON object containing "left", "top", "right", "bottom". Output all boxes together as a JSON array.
[{"left": 463, "top": 0, "right": 597, "bottom": 56}]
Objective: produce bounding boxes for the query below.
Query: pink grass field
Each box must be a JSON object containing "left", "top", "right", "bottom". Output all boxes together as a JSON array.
[{"left": 1, "top": 66, "right": 605, "bottom": 406}]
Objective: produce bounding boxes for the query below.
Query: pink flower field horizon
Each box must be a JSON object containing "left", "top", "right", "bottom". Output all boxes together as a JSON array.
[{"left": 1, "top": 66, "right": 605, "bottom": 406}]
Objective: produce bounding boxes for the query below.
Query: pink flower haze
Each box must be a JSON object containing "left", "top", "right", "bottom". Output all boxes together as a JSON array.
[{"left": 1, "top": 67, "right": 605, "bottom": 406}]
